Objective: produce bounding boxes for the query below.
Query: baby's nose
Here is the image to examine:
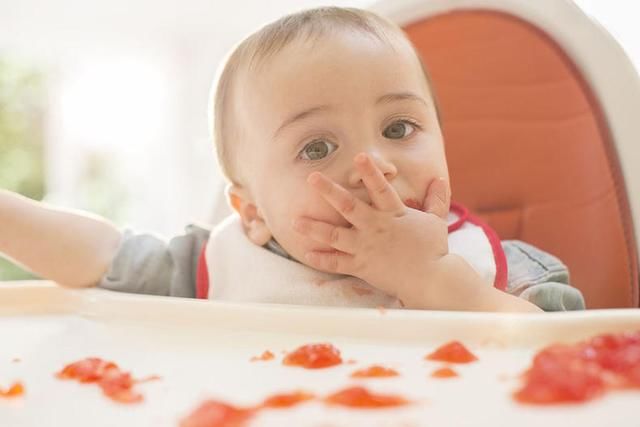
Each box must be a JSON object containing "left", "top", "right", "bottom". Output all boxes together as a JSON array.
[{"left": 347, "top": 152, "right": 397, "bottom": 188}]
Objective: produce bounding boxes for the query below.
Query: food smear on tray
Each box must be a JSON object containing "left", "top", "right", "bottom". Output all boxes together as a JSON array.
[
  {"left": 136, "top": 374, "right": 162, "bottom": 383},
  {"left": 514, "top": 330, "right": 640, "bottom": 404},
  {"left": 56, "top": 357, "right": 157, "bottom": 404},
  {"left": 250, "top": 350, "right": 275, "bottom": 362},
  {"left": 0, "top": 382, "right": 24, "bottom": 398},
  {"left": 261, "top": 390, "right": 316, "bottom": 408},
  {"left": 180, "top": 400, "right": 255, "bottom": 427},
  {"left": 283, "top": 343, "right": 342, "bottom": 369},
  {"left": 181, "top": 386, "right": 411, "bottom": 425},
  {"left": 350, "top": 365, "right": 399, "bottom": 378},
  {"left": 181, "top": 391, "right": 314, "bottom": 426},
  {"left": 431, "top": 367, "right": 458, "bottom": 378},
  {"left": 325, "top": 386, "right": 410, "bottom": 408},
  {"left": 425, "top": 341, "right": 478, "bottom": 364}
]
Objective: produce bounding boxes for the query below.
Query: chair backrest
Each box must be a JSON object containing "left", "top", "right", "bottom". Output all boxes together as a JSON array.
[{"left": 371, "top": 0, "right": 640, "bottom": 308}]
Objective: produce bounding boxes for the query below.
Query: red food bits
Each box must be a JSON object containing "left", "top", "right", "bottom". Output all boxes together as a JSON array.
[
  {"left": 99, "top": 369, "right": 143, "bottom": 404},
  {"left": 425, "top": 341, "right": 478, "bottom": 364},
  {"left": 325, "top": 386, "right": 410, "bottom": 408},
  {"left": 431, "top": 367, "right": 458, "bottom": 378},
  {"left": 350, "top": 365, "right": 399, "bottom": 378},
  {"left": 56, "top": 357, "right": 154, "bottom": 404},
  {"left": 514, "top": 331, "right": 640, "bottom": 404},
  {"left": 250, "top": 350, "right": 275, "bottom": 362},
  {"left": 180, "top": 400, "right": 254, "bottom": 427},
  {"left": 283, "top": 343, "right": 342, "bottom": 369},
  {"left": 181, "top": 392, "right": 314, "bottom": 427},
  {"left": 261, "top": 391, "right": 315, "bottom": 408},
  {"left": 56, "top": 357, "right": 117, "bottom": 383},
  {"left": 0, "top": 382, "right": 24, "bottom": 398}
]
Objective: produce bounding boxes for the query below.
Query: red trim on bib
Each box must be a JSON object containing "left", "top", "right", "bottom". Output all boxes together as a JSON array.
[
  {"left": 448, "top": 202, "right": 507, "bottom": 291},
  {"left": 465, "top": 213, "right": 508, "bottom": 291},
  {"left": 196, "top": 243, "right": 209, "bottom": 299},
  {"left": 448, "top": 203, "right": 469, "bottom": 233}
]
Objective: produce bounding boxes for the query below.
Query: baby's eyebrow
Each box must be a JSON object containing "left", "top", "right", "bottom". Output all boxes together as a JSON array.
[
  {"left": 273, "top": 92, "right": 428, "bottom": 139},
  {"left": 274, "top": 105, "right": 331, "bottom": 139},
  {"left": 376, "top": 91, "right": 428, "bottom": 107}
]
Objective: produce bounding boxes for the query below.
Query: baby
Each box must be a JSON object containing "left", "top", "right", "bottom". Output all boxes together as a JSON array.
[{"left": 0, "top": 7, "right": 585, "bottom": 312}]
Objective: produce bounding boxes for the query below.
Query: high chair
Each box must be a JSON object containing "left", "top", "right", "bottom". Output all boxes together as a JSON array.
[{"left": 370, "top": 0, "right": 640, "bottom": 308}]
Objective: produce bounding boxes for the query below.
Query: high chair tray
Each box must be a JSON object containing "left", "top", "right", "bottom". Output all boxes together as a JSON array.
[{"left": 1, "top": 281, "right": 639, "bottom": 427}]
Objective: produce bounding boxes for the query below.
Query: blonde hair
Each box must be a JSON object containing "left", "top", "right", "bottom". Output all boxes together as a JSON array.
[{"left": 210, "top": 7, "right": 435, "bottom": 185}]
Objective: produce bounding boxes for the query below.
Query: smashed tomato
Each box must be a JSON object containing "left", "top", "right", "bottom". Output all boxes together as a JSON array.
[
  {"left": 56, "top": 357, "right": 154, "bottom": 404},
  {"left": 250, "top": 350, "right": 275, "bottom": 362},
  {"left": 425, "top": 341, "right": 478, "bottom": 364},
  {"left": 283, "top": 343, "right": 342, "bottom": 369},
  {"left": 261, "top": 391, "right": 315, "bottom": 408},
  {"left": 181, "top": 392, "right": 314, "bottom": 427},
  {"left": 0, "top": 382, "right": 24, "bottom": 398},
  {"left": 515, "top": 331, "right": 640, "bottom": 404},
  {"left": 350, "top": 365, "right": 399, "bottom": 378},
  {"left": 325, "top": 386, "right": 409, "bottom": 408},
  {"left": 431, "top": 367, "right": 458, "bottom": 378},
  {"left": 56, "top": 357, "right": 117, "bottom": 383},
  {"left": 180, "top": 400, "right": 254, "bottom": 427}
]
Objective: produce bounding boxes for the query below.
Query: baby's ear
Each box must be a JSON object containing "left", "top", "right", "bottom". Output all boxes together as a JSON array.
[{"left": 227, "top": 185, "right": 272, "bottom": 246}]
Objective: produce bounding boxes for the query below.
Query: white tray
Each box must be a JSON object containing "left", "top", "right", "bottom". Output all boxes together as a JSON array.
[{"left": 1, "top": 281, "right": 639, "bottom": 427}]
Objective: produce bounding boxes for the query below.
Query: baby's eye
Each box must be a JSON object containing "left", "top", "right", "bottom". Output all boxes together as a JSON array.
[
  {"left": 383, "top": 120, "right": 417, "bottom": 139},
  {"left": 298, "top": 139, "right": 338, "bottom": 161}
]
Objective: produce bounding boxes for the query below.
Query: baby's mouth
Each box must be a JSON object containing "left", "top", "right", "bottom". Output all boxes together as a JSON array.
[{"left": 404, "top": 198, "right": 424, "bottom": 211}]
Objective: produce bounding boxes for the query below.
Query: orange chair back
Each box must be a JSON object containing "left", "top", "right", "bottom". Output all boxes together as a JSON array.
[{"left": 404, "top": 10, "right": 639, "bottom": 308}]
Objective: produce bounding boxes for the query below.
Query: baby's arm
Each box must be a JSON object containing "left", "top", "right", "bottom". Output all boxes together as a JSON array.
[
  {"left": 0, "top": 189, "right": 122, "bottom": 288},
  {"left": 400, "top": 252, "right": 543, "bottom": 312}
]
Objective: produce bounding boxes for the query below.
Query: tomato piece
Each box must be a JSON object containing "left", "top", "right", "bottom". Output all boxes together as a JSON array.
[
  {"left": 261, "top": 391, "right": 315, "bottom": 408},
  {"left": 99, "top": 370, "right": 143, "bottom": 403},
  {"left": 514, "top": 331, "right": 640, "bottom": 404},
  {"left": 56, "top": 358, "right": 118, "bottom": 383},
  {"left": 283, "top": 343, "right": 342, "bottom": 369},
  {"left": 431, "top": 367, "right": 458, "bottom": 378},
  {"left": 325, "top": 386, "right": 409, "bottom": 408},
  {"left": 425, "top": 341, "right": 478, "bottom": 364},
  {"left": 250, "top": 350, "right": 275, "bottom": 362},
  {"left": 0, "top": 382, "right": 24, "bottom": 398},
  {"left": 350, "top": 365, "right": 399, "bottom": 378},
  {"left": 180, "top": 400, "right": 254, "bottom": 427},
  {"left": 56, "top": 357, "right": 154, "bottom": 404}
]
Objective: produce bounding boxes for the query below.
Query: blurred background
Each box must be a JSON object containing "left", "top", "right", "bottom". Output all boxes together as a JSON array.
[{"left": 0, "top": 0, "right": 637, "bottom": 279}]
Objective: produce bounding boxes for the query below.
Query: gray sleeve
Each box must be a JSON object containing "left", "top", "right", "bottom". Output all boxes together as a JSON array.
[
  {"left": 98, "top": 224, "right": 210, "bottom": 298},
  {"left": 502, "top": 240, "right": 586, "bottom": 311}
]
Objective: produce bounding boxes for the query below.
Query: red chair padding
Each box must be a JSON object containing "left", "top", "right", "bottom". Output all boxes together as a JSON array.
[{"left": 404, "top": 10, "right": 639, "bottom": 308}]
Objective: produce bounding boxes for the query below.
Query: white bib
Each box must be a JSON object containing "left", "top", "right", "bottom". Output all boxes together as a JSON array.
[{"left": 204, "top": 208, "right": 499, "bottom": 308}]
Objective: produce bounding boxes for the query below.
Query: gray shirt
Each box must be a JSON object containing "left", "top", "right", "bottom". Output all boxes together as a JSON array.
[{"left": 99, "top": 226, "right": 585, "bottom": 311}]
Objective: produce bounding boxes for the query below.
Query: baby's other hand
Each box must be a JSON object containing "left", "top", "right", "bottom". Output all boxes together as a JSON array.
[{"left": 292, "top": 153, "right": 450, "bottom": 301}]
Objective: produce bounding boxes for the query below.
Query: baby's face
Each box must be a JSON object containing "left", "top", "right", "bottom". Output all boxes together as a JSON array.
[{"left": 232, "top": 31, "right": 449, "bottom": 268}]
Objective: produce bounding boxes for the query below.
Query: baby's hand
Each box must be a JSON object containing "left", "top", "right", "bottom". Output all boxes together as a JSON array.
[{"left": 292, "top": 153, "right": 450, "bottom": 302}]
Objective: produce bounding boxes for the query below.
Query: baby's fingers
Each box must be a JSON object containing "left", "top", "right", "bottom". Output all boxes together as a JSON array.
[
  {"left": 293, "top": 218, "right": 357, "bottom": 254},
  {"left": 354, "top": 153, "right": 405, "bottom": 214},
  {"left": 304, "top": 250, "right": 354, "bottom": 275},
  {"left": 308, "top": 172, "right": 371, "bottom": 228},
  {"left": 424, "top": 177, "right": 450, "bottom": 219}
]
